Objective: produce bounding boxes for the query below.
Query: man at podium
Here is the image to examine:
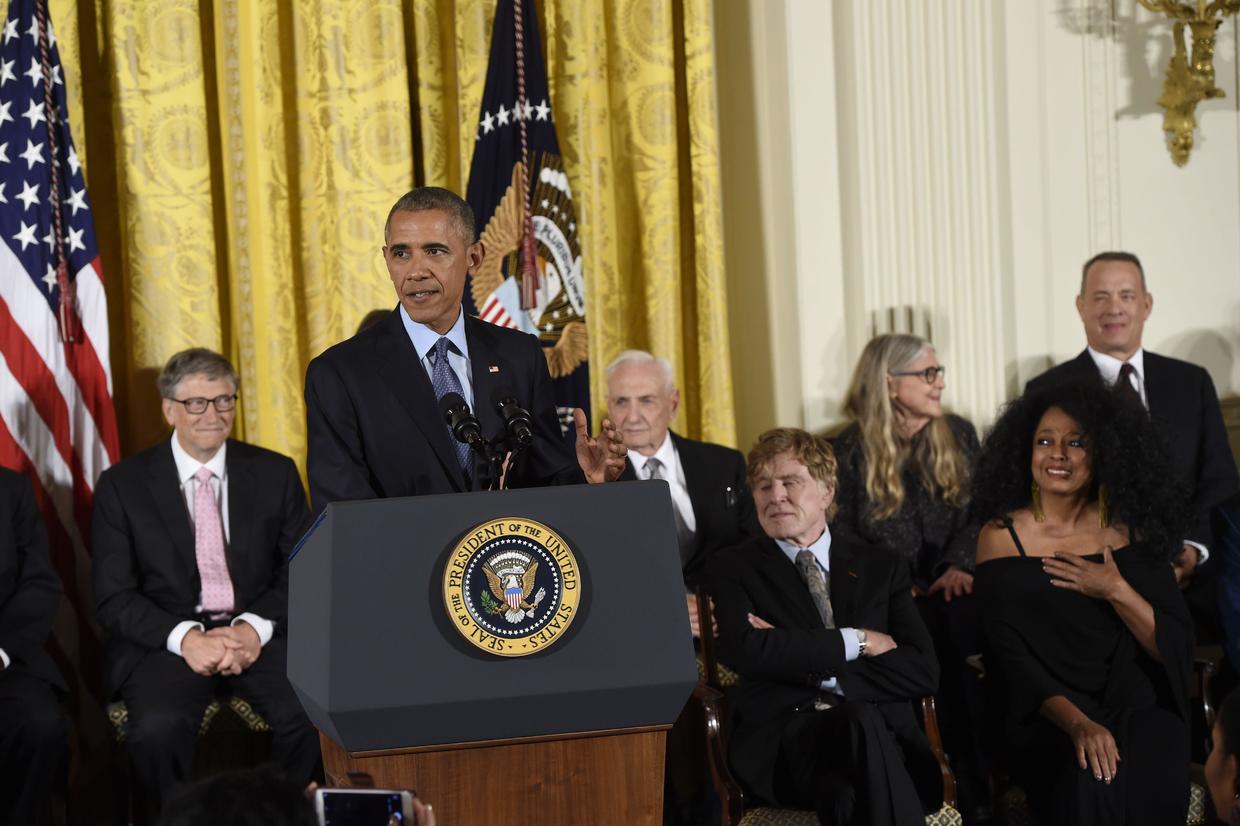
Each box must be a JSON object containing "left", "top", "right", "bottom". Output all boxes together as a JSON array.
[
  {"left": 710, "top": 428, "right": 941, "bottom": 826},
  {"left": 304, "top": 186, "right": 624, "bottom": 512}
]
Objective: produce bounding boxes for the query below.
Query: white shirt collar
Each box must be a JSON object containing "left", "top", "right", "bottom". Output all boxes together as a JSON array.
[
  {"left": 1086, "top": 346, "right": 1145, "bottom": 385},
  {"left": 627, "top": 431, "right": 676, "bottom": 476},
  {"left": 170, "top": 435, "right": 227, "bottom": 486},
  {"left": 775, "top": 525, "right": 833, "bottom": 573},
  {"left": 399, "top": 304, "right": 470, "bottom": 362}
]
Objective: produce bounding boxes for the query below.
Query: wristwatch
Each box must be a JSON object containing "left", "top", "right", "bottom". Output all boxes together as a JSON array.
[{"left": 856, "top": 628, "right": 868, "bottom": 657}]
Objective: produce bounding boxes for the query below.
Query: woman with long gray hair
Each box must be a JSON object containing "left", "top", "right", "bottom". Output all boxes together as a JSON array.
[{"left": 834, "top": 333, "right": 986, "bottom": 819}]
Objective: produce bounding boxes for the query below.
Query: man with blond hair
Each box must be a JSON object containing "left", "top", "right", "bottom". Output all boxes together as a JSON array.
[{"left": 710, "top": 428, "right": 941, "bottom": 826}]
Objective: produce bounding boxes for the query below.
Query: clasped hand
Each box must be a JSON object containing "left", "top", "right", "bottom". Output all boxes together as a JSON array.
[
  {"left": 1042, "top": 546, "right": 1125, "bottom": 601},
  {"left": 746, "top": 614, "right": 897, "bottom": 656},
  {"left": 181, "top": 623, "right": 261, "bottom": 677}
]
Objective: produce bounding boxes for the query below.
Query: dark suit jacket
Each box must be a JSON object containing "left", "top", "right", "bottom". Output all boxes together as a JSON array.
[
  {"left": 618, "top": 431, "right": 760, "bottom": 588},
  {"left": 92, "top": 439, "right": 309, "bottom": 696},
  {"left": 304, "top": 309, "right": 581, "bottom": 513},
  {"left": 1026, "top": 350, "right": 1239, "bottom": 546},
  {"left": 709, "top": 533, "right": 940, "bottom": 806},
  {"left": 0, "top": 468, "right": 64, "bottom": 691}
]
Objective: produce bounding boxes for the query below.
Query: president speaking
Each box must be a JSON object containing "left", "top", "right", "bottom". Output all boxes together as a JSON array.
[{"left": 304, "top": 187, "right": 624, "bottom": 513}]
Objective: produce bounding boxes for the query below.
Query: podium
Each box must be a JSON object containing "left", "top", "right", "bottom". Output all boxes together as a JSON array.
[{"left": 288, "top": 481, "right": 698, "bottom": 825}]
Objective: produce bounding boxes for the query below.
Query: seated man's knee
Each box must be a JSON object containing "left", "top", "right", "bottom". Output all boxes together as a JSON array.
[{"left": 126, "top": 701, "right": 202, "bottom": 751}]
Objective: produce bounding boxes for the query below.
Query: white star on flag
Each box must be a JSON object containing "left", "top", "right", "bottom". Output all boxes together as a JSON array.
[
  {"left": 19, "top": 138, "right": 41, "bottom": 168},
  {"left": 0, "top": 58, "right": 13, "bottom": 87},
  {"left": 0, "top": 100, "right": 10, "bottom": 126},
  {"left": 2, "top": 19, "right": 16, "bottom": 44},
  {"left": 66, "top": 226, "right": 84, "bottom": 253},
  {"left": 66, "top": 144, "right": 79, "bottom": 174},
  {"left": 481, "top": 110, "right": 494, "bottom": 133},
  {"left": 534, "top": 99, "right": 550, "bottom": 121},
  {"left": 23, "top": 55, "right": 39, "bottom": 85},
  {"left": 0, "top": 142, "right": 8, "bottom": 163},
  {"left": 496, "top": 103, "right": 509, "bottom": 126},
  {"left": 12, "top": 219, "right": 36, "bottom": 249},
  {"left": 21, "top": 99, "right": 42, "bottom": 128},
  {"left": 522, "top": 99, "right": 533, "bottom": 120},
  {"left": 24, "top": 16, "right": 52, "bottom": 47},
  {"left": 16, "top": 180, "right": 37, "bottom": 209},
  {"left": 66, "top": 187, "right": 87, "bottom": 215},
  {"left": 41, "top": 263, "right": 56, "bottom": 289},
  {"left": 0, "top": 182, "right": 6, "bottom": 203}
]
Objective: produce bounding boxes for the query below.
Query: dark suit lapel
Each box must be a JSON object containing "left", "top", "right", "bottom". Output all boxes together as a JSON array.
[
  {"left": 465, "top": 316, "right": 511, "bottom": 448},
  {"left": 144, "top": 441, "right": 198, "bottom": 584},
  {"left": 828, "top": 538, "right": 861, "bottom": 626},
  {"left": 1142, "top": 351, "right": 1171, "bottom": 419},
  {"left": 671, "top": 432, "right": 708, "bottom": 557},
  {"left": 375, "top": 312, "right": 467, "bottom": 491},
  {"left": 754, "top": 538, "right": 824, "bottom": 629},
  {"left": 224, "top": 442, "right": 252, "bottom": 578}
]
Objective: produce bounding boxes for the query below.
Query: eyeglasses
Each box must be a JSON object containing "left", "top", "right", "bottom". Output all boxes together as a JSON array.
[
  {"left": 169, "top": 394, "right": 238, "bottom": 414},
  {"left": 889, "top": 366, "right": 946, "bottom": 385}
]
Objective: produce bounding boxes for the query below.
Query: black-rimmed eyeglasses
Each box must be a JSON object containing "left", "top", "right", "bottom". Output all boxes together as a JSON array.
[
  {"left": 889, "top": 366, "right": 946, "bottom": 385},
  {"left": 169, "top": 394, "right": 238, "bottom": 414}
]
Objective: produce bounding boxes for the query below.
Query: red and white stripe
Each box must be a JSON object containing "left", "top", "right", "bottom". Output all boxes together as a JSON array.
[
  {"left": 0, "top": 247, "right": 119, "bottom": 713},
  {"left": 480, "top": 292, "right": 519, "bottom": 329}
]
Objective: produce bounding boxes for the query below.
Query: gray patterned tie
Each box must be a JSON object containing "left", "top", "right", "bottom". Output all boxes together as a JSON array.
[
  {"left": 429, "top": 337, "right": 473, "bottom": 481},
  {"left": 646, "top": 457, "right": 693, "bottom": 563},
  {"left": 795, "top": 549, "right": 835, "bottom": 629}
]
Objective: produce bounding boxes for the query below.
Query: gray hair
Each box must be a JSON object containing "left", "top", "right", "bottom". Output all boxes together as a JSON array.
[
  {"left": 384, "top": 187, "right": 477, "bottom": 245},
  {"left": 605, "top": 349, "right": 676, "bottom": 392},
  {"left": 157, "top": 348, "right": 238, "bottom": 399}
]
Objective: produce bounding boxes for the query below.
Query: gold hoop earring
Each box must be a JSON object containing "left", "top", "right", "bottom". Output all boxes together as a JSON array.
[
  {"left": 1098, "top": 485, "right": 1109, "bottom": 529},
  {"left": 1031, "top": 480, "right": 1045, "bottom": 523}
]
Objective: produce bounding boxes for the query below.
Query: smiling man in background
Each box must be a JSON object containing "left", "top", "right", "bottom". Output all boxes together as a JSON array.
[{"left": 1026, "top": 250, "right": 1239, "bottom": 632}]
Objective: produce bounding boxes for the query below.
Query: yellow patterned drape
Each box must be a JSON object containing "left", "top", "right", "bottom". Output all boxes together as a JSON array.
[{"left": 54, "top": 0, "right": 735, "bottom": 472}]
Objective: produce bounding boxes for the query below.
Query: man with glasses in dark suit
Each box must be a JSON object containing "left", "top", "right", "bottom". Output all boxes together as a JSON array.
[{"left": 93, "top": 349, "right": 319, "bottom": 818}]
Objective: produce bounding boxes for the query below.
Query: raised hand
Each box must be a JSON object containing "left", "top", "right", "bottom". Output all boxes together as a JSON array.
[{"left": 573, "top": 408, "right": 627, "bottom": 483}]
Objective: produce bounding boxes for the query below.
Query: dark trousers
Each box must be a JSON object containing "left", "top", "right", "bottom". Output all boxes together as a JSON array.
[
  {"left": 0, "top": 670, "right": 68, "bottom": 826},
  {"left": 774, "top": 702, "right": 927, "bottom": 826},
  {"left": 120, "top": 638, "right": 320, "bottom": 816}
]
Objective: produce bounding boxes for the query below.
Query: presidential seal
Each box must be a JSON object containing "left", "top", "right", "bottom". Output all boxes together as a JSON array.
[{"left": 442, "top": 517, "right": 581, "bottom": 657}]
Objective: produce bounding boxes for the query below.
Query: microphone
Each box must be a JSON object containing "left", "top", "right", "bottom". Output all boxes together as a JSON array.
[
  {"left": 491, "top": 386, "right": 535, "bottom": 447},
  {"left": 438, "top": 392, "right": 485, "bottom": 449}
]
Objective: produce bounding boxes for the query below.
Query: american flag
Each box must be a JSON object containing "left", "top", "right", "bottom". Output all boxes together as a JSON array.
[{"left": 0, "top": 0, "right": 119, "bottom": 728}]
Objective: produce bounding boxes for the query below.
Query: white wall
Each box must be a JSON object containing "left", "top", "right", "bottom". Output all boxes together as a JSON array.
[{"left": 717, "top": 0, "right": 1240, "bottom": 449}]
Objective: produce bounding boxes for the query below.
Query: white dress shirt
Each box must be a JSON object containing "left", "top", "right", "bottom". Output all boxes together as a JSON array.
[
  {"left": 627, "top": 434, "right": 698, "bottom": 534},
  {"left": 1087, "top": 346, "right": 1147, "bottom": 407},
  {"left": 774, "top": 527, "right": 862, "bottom": 695},
  {"left": 1086, "top": 347, "right": 1207, "bottom": 563},
  {"left": 399, "top": 304, "right": 474, "bottom": 410},
  {"left": 166, "top": 438, "right": 274, "bottom": 657}
]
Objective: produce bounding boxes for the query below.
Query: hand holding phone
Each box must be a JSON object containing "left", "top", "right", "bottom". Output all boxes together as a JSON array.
[{"left": 314, "top": 788, "right": 415, "bottom": 825}]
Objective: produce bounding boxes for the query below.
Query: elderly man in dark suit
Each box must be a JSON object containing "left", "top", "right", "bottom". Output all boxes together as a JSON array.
[
  {"left": 1026, "top": 251, "right": 1239, "bottom": 628},
  {"left": 93, "top": 349, "right": 319, "bottom": 817},
  {"left": 0, "top": 468, "right": 68, "bottom": 825},
  {"left": 710, "top": 428, "right": 941, "bottom": 826},
  {"left": 606, "top": 349, "right": 760, "bottom": 632},
  {"left": 304, "top": 187, "right": 624, "bottom": 513}
]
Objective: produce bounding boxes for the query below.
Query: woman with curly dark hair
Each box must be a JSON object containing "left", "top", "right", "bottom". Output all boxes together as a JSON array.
[{"left": 972, "top": 380, "right": 1193, "bottom": 825}]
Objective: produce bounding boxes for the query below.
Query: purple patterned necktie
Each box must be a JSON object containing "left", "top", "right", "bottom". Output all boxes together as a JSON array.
[
  {"left": 193, "top": 467, "right": 234, "bottom": 615},
  {"left": 430, "top": 337, "right": 473, "bottom": 481}
]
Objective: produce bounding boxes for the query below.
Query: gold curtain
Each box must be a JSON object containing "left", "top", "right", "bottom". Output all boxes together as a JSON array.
[{"left": 54, "top": 0, "right": 736, "bottom": 473}]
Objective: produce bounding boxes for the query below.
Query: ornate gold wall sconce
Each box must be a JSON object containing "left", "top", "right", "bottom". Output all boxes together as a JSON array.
[{"left": 1137, "top": 0, "right": 1240, "bottom": 166}]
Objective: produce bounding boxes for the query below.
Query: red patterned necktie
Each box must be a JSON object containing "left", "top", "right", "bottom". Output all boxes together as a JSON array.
[{"left": 193, "top": 467, "right": 234, "bottom": 615}]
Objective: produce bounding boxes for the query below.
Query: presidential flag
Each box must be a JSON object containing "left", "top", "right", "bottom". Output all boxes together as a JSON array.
[
  {"left": 465, "top": 0, "right": 588, "bottom": 439},
  {"left": 0, "top": 0, "right": 119, "bottom": 739}
]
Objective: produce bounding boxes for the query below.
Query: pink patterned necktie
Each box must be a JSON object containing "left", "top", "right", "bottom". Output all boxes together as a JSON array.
[{"left": 193, "top": 467, "right": 234, "bottom": 615}]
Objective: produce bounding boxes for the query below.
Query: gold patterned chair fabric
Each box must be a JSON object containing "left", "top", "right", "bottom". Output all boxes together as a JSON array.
[
  {"left": 733, "top": 803, "right": 963, "bottom": 825},
  {"left": 107, "top": 697, "right": 271, "bottom": 743}
]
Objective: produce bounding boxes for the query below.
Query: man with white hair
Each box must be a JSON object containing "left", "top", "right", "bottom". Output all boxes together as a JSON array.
[
  {"left": 606, "top": 350, "right": 760, "bottom": 622},
  {"left": 607, "top": 349, "right": 760, "bottom": 826}
]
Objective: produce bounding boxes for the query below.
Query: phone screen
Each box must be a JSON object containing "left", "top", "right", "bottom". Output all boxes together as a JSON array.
[{"left": 319, "top": 790, "right": 407, "bottom": 825}]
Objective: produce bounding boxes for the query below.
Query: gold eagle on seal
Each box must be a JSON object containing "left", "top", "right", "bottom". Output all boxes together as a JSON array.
[
  {"left": 472, "top": 163, "right": 588, "bottom": 379},
  {"left": 482, "top": 549, "right": 547, "bottom": 624}
]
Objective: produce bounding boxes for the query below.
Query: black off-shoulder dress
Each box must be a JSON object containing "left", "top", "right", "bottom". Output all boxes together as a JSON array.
[{"left": 975, "top": 523, "right": 1192, "bottom": 825}]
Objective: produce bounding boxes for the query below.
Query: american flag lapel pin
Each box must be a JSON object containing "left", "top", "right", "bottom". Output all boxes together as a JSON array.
[
  {"left": 847, "top": 570, "right": 858, "bottom": 578},
  {"left": 488, "top": 365, "right": 500, "bottom": 373}
]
